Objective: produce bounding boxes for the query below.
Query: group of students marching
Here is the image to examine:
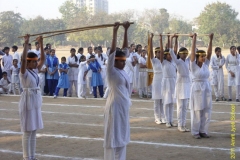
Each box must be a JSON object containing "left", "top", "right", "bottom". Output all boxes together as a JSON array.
[
  {"left": 0, "top": 43, "right": 110, "bottom": 99},
  {"left": 4, "top": 20, "right": 240, "bottom": 160}
]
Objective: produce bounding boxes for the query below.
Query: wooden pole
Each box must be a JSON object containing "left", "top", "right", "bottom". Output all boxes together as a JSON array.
[{"left": 19, "top": 22, "right": 134, "bottom": 38}]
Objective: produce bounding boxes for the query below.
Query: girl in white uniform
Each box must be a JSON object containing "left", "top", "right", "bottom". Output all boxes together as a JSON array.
[
  {"left": 189, "top": 33, "right": 214, "bottom": 139},
  {"left": 104, "top": 21, "right": 131, "bottom": 160},
  {"left": 67, "top": 48, "right": 79, "bottom": 97},
  {"left": 225, "top": 46, "right": 240, "bottom": 102},
  {"left": 149, "top": 34, "right": 165, "bottom": 124},
  {"left": 210, "top": 47, "right": 226, "bottom": 101},
  {"left": 10, "top": 59, "right": 21, "bottom": 95},
  {"left": 159, "top": 35, "right": 177, "bottom": 128},
  {"left": 169, "top": 35, "right": 191, "bottom": 132},
  {"left": 37, "top": 58, "right": 46, "bottom": 96},
  {"left": 19, "top": 35, "right": 45, "bottom": 160},
  {"left": 138, "top": 50, "right": 147, "bottom": 98}
]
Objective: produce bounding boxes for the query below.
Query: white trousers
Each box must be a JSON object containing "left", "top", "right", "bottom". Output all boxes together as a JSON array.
[
  {"left": 104, "top": 146, "right": 126, "bottom": 160},
  {"left": 88, "top": 77, "right": 93, "bottom": 94},
  {"left": 12, "top": 83, "right": 21, "bottom": 95},
  {"left": 22, "top": 130, "right": 37, "bottom": 160},
  {"left": 177, "top": 99, "right": 188, "bottom": 127},
  {"left": 77, "top": 83, "right": 87, "bottom": 98},
  {"left": 191, "top": 108, "right": 211, "bottom": 135},
  {"left": 138, "top": 87, "right": 147, "bottom": 96},
  {"left": 69, "top": 80, "right": 78, "bottom": 96},
  {"left": 39, "top": 81, "right": 45, "bottom": 96},
  {"left": 0, "top": 84, "right": 11, "bottom": 94},
  {"left": 129, "top": 83, "right": 133, "bottom": 96},
  {"left": 228, "top": 85, "right": 240, "bottom": 99},
  {"left": 164, "top": 103, "right": 174, "bottom": 123},
  {"left": 154, "top": 99, "right": 165, "bottom": 121},
  {"left": 213, "top": 84, "right": 224, "bottom": 98}
]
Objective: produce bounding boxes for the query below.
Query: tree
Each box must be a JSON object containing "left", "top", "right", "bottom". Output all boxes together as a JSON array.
[
  {"left": 0, "top": 11, "right": 23, "bottom": 46},
  {"left": 197, "top": 2, "right": 240, "bottom": 47}
]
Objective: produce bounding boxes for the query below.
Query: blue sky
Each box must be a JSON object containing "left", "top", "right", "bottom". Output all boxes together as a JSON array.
[{"left": 0, "top": 0, "right": 239, "bottom": 20}]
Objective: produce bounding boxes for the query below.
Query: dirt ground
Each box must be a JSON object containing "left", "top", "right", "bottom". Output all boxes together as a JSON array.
[
  {"left": 0, "top": 92, "right": 239, "bottom": 160},
  {"left": 0, "top": 48, "right": 239, "bottom": 159}
]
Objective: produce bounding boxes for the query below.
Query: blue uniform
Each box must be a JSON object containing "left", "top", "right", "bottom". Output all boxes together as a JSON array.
[{"left": 57, "top": 63, "right": 70, "bottom": 88}]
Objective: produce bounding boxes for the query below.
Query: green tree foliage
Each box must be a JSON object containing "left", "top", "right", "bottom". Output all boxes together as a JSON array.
[
  {"left": 0, "top": 11, "right": 23, "bottom": 46},
  {"left": 197, "top": 2, "right": 240, "bottom": 47}
]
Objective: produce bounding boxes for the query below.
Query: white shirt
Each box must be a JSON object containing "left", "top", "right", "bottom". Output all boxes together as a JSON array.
[
  {"left": 67, "top": 56, "right": 79, "bottom": 81},
  {"left": 33, "top": 49, "right": 41, "bottom": 58},
  {"left": 95, "top": 53, "right": 108, "bottom": 68},
  {"left": 2, "top": 54, "right": 13, "bottom": 71},
  {"left": 0, "top": 77, "right": 11, "bottom": 88},
  {"left": 78, "top": 61, "right": 88, "bottom": 84}
]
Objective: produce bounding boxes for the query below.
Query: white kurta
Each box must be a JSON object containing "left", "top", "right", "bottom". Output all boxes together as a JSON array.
[
  {"left": 78, "top": 61, "right": 88, "bottom": 85},
  {"left": 138, "top": 57, "right": 147, "bottom": 88},
  {"left": 225, "top": 54, "right": 240, "bottom": 86},
  {"left": 38, "top": 65, "right": 46, "bottom": 87},
  {"left": 67, "top": 56, "right": 79, "bottom": 81},
  {"left": 124, "top": 58, "right": 134, "bottom": 84},
  {"left": 169, "top": 49, "right": 191, "bottom": 99},
  {"left": 161, "top": 59, "right": 176, "bottom": 105},
  {"left": 19, "top": 69, "right": 43, "bottom": 132},
  {"left": 151, "top": 58, "right": 163, "bottom": 99},
  {"left": 210, "top": 55, "right": 225, "bottom": 86},
  {"left": 10, "top": 66, "right": 20, "bottom": 83},
  {"left": 104, "top": 50, "right": 131, "bottom": 149},
  {"left": 189, "top": 60, "right": 212, "bottom": 111},
  {"left": 133, "top": 53, "right": 141, "bottom": 89}
]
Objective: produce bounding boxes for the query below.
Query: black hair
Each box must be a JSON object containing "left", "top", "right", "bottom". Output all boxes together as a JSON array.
[
  {"left": 35, "top": 42, "right": 39, "bottom": 46},
  {"left": 50, "top": 49, "right": 55, "bottom": 53},
  {"left": 177, "top": 47, "right": 188, "bottom": 59},
  {"left": 90, "top": 55, "right": 95, "bottom": 59},
  {"left": 163, "top": 49, "right": 169, "bottom": 60},
  {"left": 97, "top": 46, "right": 102, "bottom": 52},
  {"left": 61, "top": 56, "right": 66, "bottom": 61},
  {"left": 13, "top": 59, "right": 18, "bottom": 63},
  {"left": 88, "top": 46, "right": 92, "bottom": 51},
  {"left": 135, "top": 44, "right": 142, "bottom": 52},
  {"left": 22, "top": 43, "right": 31, "bottom": 47},
  {"left": 237, "top": 46, "right": 240, "bottom": 52},
  {"left": 27, "top": 52, "right": 38, "bottom": 63},
  {"left": 230, "top": 46, "right": 236, "bottom": 50},
  {"left": 94, "top": 47, "right": 98, "bottom": 51},
  {"left": 44, "top": 47, "right": 49, "bottom": 51},
  {"left": 79, "top": 55, "right": 86, "bottom": 62},
  {"left": 70, "top": 48, "right": 78, "bottom": 62},
  {"left": 215, "top": 47, "right": 221, "bottom": 52},
  {"left": 46, "top": 43, "right": 50, "bottom": 47},
  {"left": 78, "top": 47, "right": 83, "bottom": 53},
  {"left": 2, "top": 71, "right": 7, "bottom": 76},
  {"left": 130, "top": 44, "right": 135, "bottom": 47},
  {"left": 12, "top": 45, "right": 18, "bottom": 51},
  {"left": 3, "top": 47, "right": 10, "bottom": 51},
  {"left": 115, "top": 50, "right": 125, "bottom": 61}
]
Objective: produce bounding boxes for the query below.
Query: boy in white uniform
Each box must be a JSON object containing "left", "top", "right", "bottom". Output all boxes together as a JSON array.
[
  {"left": 0, "top": 72, "right": 11, "bottom": 94},
  {"left": 10, "top": 59, "right": 21, "bottom": 95},
  {"left": 2, "top": 47, "right": 13, "bottom": 79}
]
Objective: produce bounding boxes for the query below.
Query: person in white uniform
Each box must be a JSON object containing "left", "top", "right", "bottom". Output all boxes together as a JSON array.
[
  {"left": 104, "top": 21, "right": 132, "bottom": 160},
  {"left": 86, "top": 46, "right": 95, "bottom": 94},
  {"left": 0, "top": 71, "right": 11, "bottom": 94},
  {"left": 19, "top": 35, "right": 45, "bottom": 160},
  {"left": 210, "top": 47, "right": 226, "bottom": 101},
  {"left": 225, "top": 46, "right": 240, "bottom": 102},
  {"left": 2, "top": 47, "right": 13, "bottom": 79},
  {"left": 10, "top": 59, "right": 21, "bottom": 95},
  {"left": 149, "top": 34, "right": 165, "bottom": 124},
  {"left": 67, "top": 48, "right": 79, "bottom": 97},
  {"left": 124, "top": 51, "right": 135, "bottom": 97},
  {"left": 12, "top": 45, "right": 20, "bottom": 67},
  {"left": 159, "top": 35, "right": 177, "bottom": 128},
  {"left": 138, "top": 50, "right": 147, "bottom": 98},
  {"left": 168, "top": 35, "right": 191, "bottom": 132},
  {"left": 189, "top": 33, "right": 214, "bottom": 139},
  {"left": 37, "top": 58, "right": 47, "bottom": 96},
  {"left": 133, "top": 44, "right": 142, "bottom": 92}
]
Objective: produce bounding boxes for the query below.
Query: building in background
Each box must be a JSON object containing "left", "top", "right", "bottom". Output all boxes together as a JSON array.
[{"left": 72, "top": 0, "right": 108, "bottom": 15}]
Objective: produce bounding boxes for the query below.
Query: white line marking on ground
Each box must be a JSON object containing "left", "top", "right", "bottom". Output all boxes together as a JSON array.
[
  {"left": 1, "top": 118, "right": 239, "bottom": 136},
  {"left": 1, "top": 108, "right": 236, "bottom": 123},
  {"left": 0, "top": 149, "right": 100, "bottom": 160},
  {"left": 1, "top": 130, "right": 239, "bottom": 153}
]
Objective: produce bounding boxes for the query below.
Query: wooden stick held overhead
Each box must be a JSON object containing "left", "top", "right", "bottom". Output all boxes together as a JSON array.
[
  {"left": 19, "top": 22, "right": 134, "bottom": 38},
  {"left": 153, "top": 33, "right": 210, "bottom": 36}
]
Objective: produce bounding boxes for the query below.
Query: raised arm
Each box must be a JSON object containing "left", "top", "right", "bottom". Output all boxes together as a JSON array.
[
  {"left": 122, "top": 21, "right": 130, "bottom": 49},
  {"left": 174, "top": 35, "right": 178, "bottom": 54},
  {"left": 150, "top": 33, "right": 154, "bottom": 60},
  {"left": 36, "top": 36, "right": 45, "bottom": 71},
  {"left": 109, "top": 22, "right": 120, "bottom": 54},
  {"left": 169, "top": 35, "right": 178, "bottom": 63},
  {"left": 159, "top": 34, "right": 164, "bottom": 63},
  {"left": 206, "top": 33, "right": 214, "bottom": 61},
  {"left": 20, "top": 34, "right": 30, "bottom": 74},
  {"left": 190, "top": 33, "right": 197, "bottom": 62}
]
